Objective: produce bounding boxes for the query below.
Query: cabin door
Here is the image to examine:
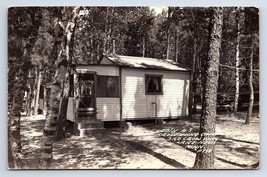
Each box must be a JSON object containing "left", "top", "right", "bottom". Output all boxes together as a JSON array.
[{"left": 78, "top": 73, "right": 96, "bottom": 109}]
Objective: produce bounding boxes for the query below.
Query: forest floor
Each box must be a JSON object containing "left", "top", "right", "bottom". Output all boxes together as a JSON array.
[{"left": 19, "top": 112, "right": 259, "bottom": 169}]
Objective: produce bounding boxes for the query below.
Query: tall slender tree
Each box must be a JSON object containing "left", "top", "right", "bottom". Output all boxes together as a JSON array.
[
  {"left": 244, "top": 7, "right": 259, "bottom": 124},
  {"left": 193, "top": 7, "right": 223, "bottom": 169},
  {"left": 233, "top": 8, "right": 241, "bottom": 115},
  {"left": 245, "top": 33, "right": 256, "bottom": 124}
]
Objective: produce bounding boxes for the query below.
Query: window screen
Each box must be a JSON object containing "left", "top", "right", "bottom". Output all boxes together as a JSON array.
[
  {"left": 96, "top": 75, "right": 119, "bottom": 97},
  {"left": 145, "top": 75, "right": 163, "bottom": 95}
]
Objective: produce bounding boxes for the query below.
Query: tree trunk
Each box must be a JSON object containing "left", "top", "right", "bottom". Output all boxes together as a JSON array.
[
  {"left": 245, "top": 36, "right": 254, "bottom": 124},
  {"left": 166, "top": 30, "right": 170, "bottom": 59},
  {"left": 234, "top": 8, "right": 241, "bottom": 115},
  {"left": 191, "top": 37, "right": 198, "bottom": 114},
  {"left": 25, "top": 70, "right": 32, "bottom": 116},
  {"left": 56, "top": 79, "right": 70, "bottom": 140},
  {"left": 8, "top": 58, "right": 17, "bottom": 112},
  {"left": 142, "top": 37, "right": 145, "bottom": 57},
  {"left": 8, "top": 67, "right": 28, "bottom": 168},
  {"left": 41, "top": 7, "right": 80, "bottom": 167},
  {"left": 90, "top": 38, "right": 93, "bottom": 64},
  {"left": 41, "top": 85, "right": 61, "bottom": 167},
  {"left": 8, "top": 8, "right": 42, "bottom": 168},
  {"left": 193, "top": 7, "right": 223, "bottom": 169},
  {"left": 30, "top": 68, "right": 38, "bottom": 116},
  {"left": 174, "top": 26, "right": 179, "bottom": 63},
  {"left": 34, "top": 68, "right": 42, "bottom": 116},
  {"left": 166, "top": 7, "right": 171, "bottom": 59},
  {"left": 104, "top": 7, "right": 110, "bottom": 54},
  {"left": 97, "top": 44, "right": 100, "bottom": 62}
]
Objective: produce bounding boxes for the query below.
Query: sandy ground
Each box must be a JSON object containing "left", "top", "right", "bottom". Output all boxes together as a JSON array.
[{"left": 19, "top": 112, "right": 259, "bottom": 169}]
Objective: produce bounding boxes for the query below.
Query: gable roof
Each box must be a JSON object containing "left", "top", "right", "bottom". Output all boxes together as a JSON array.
[{"left": 101, "top": 55, "right": 189, "bottom": 71}]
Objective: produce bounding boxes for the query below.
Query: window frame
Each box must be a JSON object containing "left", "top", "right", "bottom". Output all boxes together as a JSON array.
[
  {"left": 145, "top": 74, "right": 163, "bottom": 95},
  {"left": 96, "top": 75, "right": 119, "bottom": 98}
]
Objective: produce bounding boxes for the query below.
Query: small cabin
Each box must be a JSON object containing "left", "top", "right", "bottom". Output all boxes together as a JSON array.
[{"left": 66, "top": 55, "right": 190, "bottom": 123}]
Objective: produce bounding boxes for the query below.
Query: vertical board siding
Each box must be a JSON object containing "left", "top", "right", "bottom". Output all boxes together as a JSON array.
[
  {"left": 76, "top": 65, "right": 119, "bottom": 76},
  {"left": 121, "top": 68, "right": 190, "bottom": 119},
  {"left": 96, "top": 98, "right": 120, "bottom": 121},
  {"left": 121, "top": 74, "right": 147, "bottom": 118}
]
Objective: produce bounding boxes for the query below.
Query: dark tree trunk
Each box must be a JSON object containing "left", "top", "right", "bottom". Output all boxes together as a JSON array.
[
  {"left": 193, "top": 7, "right": 224, "bottom": 169},
  {"left": 174, "top": 26, "right": 179, "bottom": 63},
  {"left": 8, "top": 57, "right": 17, "bottom": 112},
  {"left": 56, "top": 81, "right": 70, "bottom": 140},
  {"left": 191, "top": 38, "right": 198, "bottom": 114},
  {"left": 142, "top": 37, "right": 145, "bottom": 57},
  {"left": 191, "top": 12, "right": 199, "bottom": 114},
  {"left": 8, "top": 66, "right": 28, "bottom": 168},
  {"left": 8, "top": 8, "right": 42, "bottom": 168},
  {"left": 34, "top": 68, "right": 42, "bottom": 115},
  {"left": 166, "top": 7, "right": 171, "bottom": 59}
]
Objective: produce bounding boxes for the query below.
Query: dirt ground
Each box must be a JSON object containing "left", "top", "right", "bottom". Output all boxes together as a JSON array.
[{"left": 19, "top": 112, "right": 259, "bottom": 169}]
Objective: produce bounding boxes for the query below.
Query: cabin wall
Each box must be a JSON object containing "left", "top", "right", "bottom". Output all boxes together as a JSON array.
[
  {"left": 76, "top": 65, "right": 120, "bottom": 121},
  {"left": 121, "top": 68, "right": 190, "bottom": 119},
  {"left": 76, "top": 65, "right": 119, "bottom": 76},
  {"left": 96, "top": 98, "right": 120, "bottom": 121},
  {"left": 75, "top": 65, "right": 190, "bottom": 121}
]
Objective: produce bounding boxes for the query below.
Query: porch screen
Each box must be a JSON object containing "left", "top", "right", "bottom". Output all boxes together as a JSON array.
[{"left": 97, "top": 75, "right": 119, "bottom": 97}]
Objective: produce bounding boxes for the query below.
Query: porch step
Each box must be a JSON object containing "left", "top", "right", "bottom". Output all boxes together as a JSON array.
[
  {"left": 78, "top": 108, "right": 96, "bottom": 112},
  {"left": 76, "top": 116, "right": 97, "bottom": 122},
  {"left": 79, "top": 128, "right": 106, "bottom": 137},
  {"left": 77, "top": 120, "right": 104, "bottom": 129},
  {"left": 78, "top": 111, "right": 97, "bottom": 117}
]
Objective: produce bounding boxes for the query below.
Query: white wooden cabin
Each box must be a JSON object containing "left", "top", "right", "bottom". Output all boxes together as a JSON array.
[{"left": 67, "top": 55, "right": 190, "bottom": 123}]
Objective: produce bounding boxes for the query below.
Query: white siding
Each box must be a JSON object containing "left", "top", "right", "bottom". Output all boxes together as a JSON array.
[
  {"left": 76, "top": 65, "right": 120, "bottom": 121},
  {"left": 121, "top": 73, "right": 147, "bottom": 118},
  {"left": 96, "top": 98, "right": 120, "bottom": 121},
  {"left": 76, "top": 65, "right": 119, "bottom": 76},
  {"left": 121, "top": 68, "right": 190, "bottom": 119}
]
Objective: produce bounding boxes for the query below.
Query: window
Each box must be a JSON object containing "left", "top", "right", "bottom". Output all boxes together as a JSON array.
[
  {"left": 96, "top": 75, "right": 119, "bottom": 97},
  {"left": 145, "top": 75, "right": 163, "bottom": 95}
]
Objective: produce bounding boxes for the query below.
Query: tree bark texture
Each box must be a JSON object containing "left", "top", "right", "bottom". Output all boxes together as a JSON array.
[
  {"left": 142, "top": 37, "right": 146, "bottom": 57},
  {"left": 41, "top": 85, "right": 61, "bottom": 167},
  {"left": 34, "top": 68, "right": 42, "bottom": 115},
  {"left": 245, "top": 35, "right": 254, "bottom": 124},
  {"left": 174, "top": 26, "right": 179, "bottom": 63},
  {"left": 8, "top": 66, "right": 28, "bottom": 168},
  {"left": 191, "top": 38, "right": 198, "bottom": 114},
  {"left": 41, "top": 7, "right": 80, "bottom": 167},
  {"left": 193, "top": 7, "right": 223, "bottom": 169},
  {"left": 234, "top": 8, "right": 241, "bottom": 115},
  {"left": 166, "top": 7, "right": 171, "bottom": 59},
  {"left": 8, "top": 8, "right": 42, "bottom": 168},
  {"left": 29, "top": 68, "right": 38, "bottom": 116}
]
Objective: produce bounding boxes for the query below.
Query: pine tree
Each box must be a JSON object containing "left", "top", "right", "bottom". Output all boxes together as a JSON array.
[{"left": 193, "top": 7, "right": 223, "bottom": 169}]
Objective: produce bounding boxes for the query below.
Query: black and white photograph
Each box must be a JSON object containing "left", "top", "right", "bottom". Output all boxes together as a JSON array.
[{"left": 8, "top": 6, "right": 259, "bottom": 169}]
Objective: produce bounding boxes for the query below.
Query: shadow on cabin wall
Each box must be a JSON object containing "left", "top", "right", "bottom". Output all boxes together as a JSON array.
[
  {"left": 102, "top": 70, "right": 190, "bottom": 127},
  {"left": 181, "top": 79, "right": 189, "bottom": 116}
]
